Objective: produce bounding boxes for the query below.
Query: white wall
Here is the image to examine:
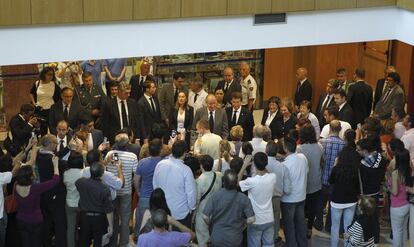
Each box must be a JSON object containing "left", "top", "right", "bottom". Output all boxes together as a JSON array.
[{"left": 0, "top": 6, "right": 413, "bottom": 66}]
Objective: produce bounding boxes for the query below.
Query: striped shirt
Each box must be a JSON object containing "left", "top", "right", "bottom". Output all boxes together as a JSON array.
[
  {"left": 105, "top": 150, "right": 138, "bottom": 196},
  {"left": 320, "top": 136, "right": 345, "bottom": 186},
  {"left": 347, "top": 221, "right": 375, "bottom": 247}
]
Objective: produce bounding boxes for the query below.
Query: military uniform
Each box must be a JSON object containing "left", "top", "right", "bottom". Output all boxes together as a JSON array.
[
  {"left": 74, "top": 84, "right": 105, "bottom": 112},
  {"left": 240, "top": 74, "right": 257, "bottom": 107}
]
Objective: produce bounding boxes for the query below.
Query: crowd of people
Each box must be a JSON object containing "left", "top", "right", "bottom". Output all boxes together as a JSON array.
[{"left": 0, "top": 59, "right": 412, "bottom": 247}]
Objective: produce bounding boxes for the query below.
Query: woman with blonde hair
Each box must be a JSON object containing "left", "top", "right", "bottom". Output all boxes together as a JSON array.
[
  {"left": 170, "top": 91, "right": 194, "bottom": 147},
  {"left": 213, "top": 140, "right": 232, "bottom": 173},
  {"left": 230, "top": 125, "right": 244, "bottom": 156}
]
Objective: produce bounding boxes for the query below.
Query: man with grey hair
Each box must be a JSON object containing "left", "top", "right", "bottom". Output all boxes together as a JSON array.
[
  {"left": 105, "top": 133, "right": 138, "bottom": 247},
  {"left": 240, "top": 62, "right": 257, "bottom": 111},
  {"left": 239, "top": 125, "right": 268, "bottom": 158},
  {"left": 188, "top": 76, "right": 208, "bottom": 116},
  {"left": 215, "top": 67, "right": 241, "bottom": 106}
]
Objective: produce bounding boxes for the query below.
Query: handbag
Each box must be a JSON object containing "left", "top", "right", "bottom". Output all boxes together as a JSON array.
[
  {"left": 5, "top": 183, "right": 17, "bottom": 214},
  {"left": 4, "top": 132, "right": 20, "bottom": 157}
]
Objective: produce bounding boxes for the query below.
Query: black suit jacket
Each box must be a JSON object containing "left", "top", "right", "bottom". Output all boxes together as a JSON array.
[
  {"left": 9, "top": 114, "right": 35, "bottom": 151},
  {"left": 137, "top": 95, "right": 163, "bottom": 140},
  {"left": 91, "top": 129, "right": 104, "bottom": 149},
  {"left": 373, "top": 78, "right": 385, "bottom": 110},
  {"left": 315, "top": 93, "right": 335, "bottom": 128},
  {"left": 102, "top": 98, "right": 140, "bottom": 143},
  {"left": 215, "top": 79, "right": 241, "bottom": 105},
  {"left": 49, "top": 101, "right": 85, "bottom": 135},
  {"left": 347, "top": 81, "right": 373, "bottom": 126},
  {"left": 130, "top": 74, "right": 154, "bottom": 102},
  {"left": 226, "top": 107, "right": 254, "bottom": 141},
  {"left": 338, "top": 103, "right": 355, "bottom": 128},
  {"left": 294, "top": 79, "right": 313, "bottom": 106},
  {"left": 261, "top": 110, "right": 283, "bottom": 140},
  {"left": 170, "top": 107, "right": 194, "bottom": 145}
]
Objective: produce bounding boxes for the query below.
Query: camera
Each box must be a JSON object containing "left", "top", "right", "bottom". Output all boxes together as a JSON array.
[
  {"left": 33, "top": 115, "right": 47, "bottom": 123},
  {"left": 112, "top": 153, "right": 119, "bottom": 161}
]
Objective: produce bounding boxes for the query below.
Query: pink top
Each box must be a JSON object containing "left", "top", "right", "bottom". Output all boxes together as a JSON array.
[{"left": 388, "top": 178, "right": 408, "bottom": 208}]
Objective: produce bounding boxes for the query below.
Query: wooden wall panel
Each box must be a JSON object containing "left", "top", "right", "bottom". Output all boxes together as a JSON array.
[
  {"left": 336, "top": 43, "right": 362, "bottom": 74},
  {"left": 357, "top": 0, "right": 396, "bottom": 7},
  {"left": 271, "top": 0, "right": 315, "bottom": 12},
  {"left": 228, "top": 0, "right": 271, "bottom": 15},
  {"left": 361, "top": 41, "right": 389, "bottom": 88},
  {"left": 181, "top": 0, "right": 227, "bottom": 17},
  {"left": 84, "top": 0, "right": 132, "bottom": 22},
  {"left": 391, "top": 40, "right": 413, "bottom": 97},
  {"left": 398, "top": 0, "right": 414, "bottom": 10},
  {"left": 133, "top": 0, "right": 181, "bottom": 20},
  {"left": 0, "top": 0, "right": 31, "bottom": 26},
  {"left": 31, "top": 0, "right": 83, "bottom": 24},
  {"left": 316, "top": 0, "right": 356, "bottom": 10}
]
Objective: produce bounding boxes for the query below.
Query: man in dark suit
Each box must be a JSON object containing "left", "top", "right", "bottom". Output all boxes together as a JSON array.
[
  {"left": 158, "top": 72, "right": 188, "bottom": 126},
  {"left": 9, "top": 104, "right": 38, "bottom": 153},
  {"left": 373, "top": 65, "right": 396, "bottom": 111},
  {"left": 374, "top": 72, "right": 406, "bottom": 120},
  {"left": 315, "top": 79, "right": 338, "bottom": 129},
  {"left": 137, "top": 80, "right": 163, "bottom": 141},
  {"left": 49, "top": 87, "right": 85, "bottom": 135},
  {"left": 226, "top": 92, "right": 254, "bottom": 141},
  {"left": 294, "top": 67, "right": 313, "bottom": 106},
  {"left": 336, "top": 68, "right": 354, "bottom": 94},
  {"left": 80, "top": 117, "right": 104, "bottom": 150},
  {"left": 130, "top": 62, "right": 154, "bottom": 102},
  {"left": 55, "top": 120, "right": 72, "bottom": 155},
  {"left": 347, "top": 68, "right": 373, "bottom": 127},
  {"left": 333, "top": 89, "right": 355, "bottom": 128},
  {"left": 193, "top": 94, "right": 229, "bottom": 139},
  {"left": 215, "top": 67, "right": 241, "bottom": 107},
  {"left": 101, "top": 82, "right": 140, "bottom": 144}
]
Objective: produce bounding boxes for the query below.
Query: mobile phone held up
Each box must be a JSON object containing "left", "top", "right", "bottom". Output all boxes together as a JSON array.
[
  {"left": 112, "top": 153, "right": 119, "bottom": 161},
  {"left": 171, "top": 130, "right": 177, "bottom": 139}
]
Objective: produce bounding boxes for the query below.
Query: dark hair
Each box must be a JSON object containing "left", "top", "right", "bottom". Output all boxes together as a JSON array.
[
  {"left": 150, "top": 123, "right": 169, "bottom": 141},
  {"left": 82, "top": 71, "right": 93, "bottom": 80},
  {"left": 299, "top": 124, "right": 317, "bottom": 144},
  {"left": 296, "top": 117, "right": 311, "bottom": 129},
  {"left": 117, "top": 128, "right": 134, "bottom": 138},
  {"left": 39, "top": 66, "right": 56, "bottom": 81},
  {"left": 90, "top": 162, "right": 104, "bottom": 180},
  {"left": 355, "top": 68, "right": 365, "bottom": 78},
  {"left": 333, "top": 88, "right": 347, "bottom": 99},
  {"left": 266, "top": 140, "right": 278, "bottom": 157},
  {"left": 151, "top": 209, "right": 168, "bottom": 228},
  {"left": 394, "top": 149, "right": 411, "bottom": 185},
  {"left": 61, "top": 87, "right": 74, "bottom": 95},
  {"left": 241, "top": 142, "right": 253, "bottom": 156},
  {"left": 389, "top": 138, "right": 405, "bottom": 153},
  {"left": 334, "top": 147, "right": 360, "bottom": 183},
  {"left": 223, "top": 169, "right": 238, "bottom": 190},
  {"left": 171, "top": 140, "right": 188, "bottom": 158},
  {"left": 387, "top": 72, "right": 401, "bottom": 83},
  {"left": 144, "top": 80, "right": 155, "bottom": 90},
  {"left": 150, "top": 188, "right": 171, "bottom": 215},
  {"left": 393, "top": 107, "right": 406, "bottom": 120},
  {"left": 253, "top": 152, "right": 268, "bottom": 171},
  {"left": 184, "top": 155, "right": 201, "bottom": 178},
  {"left": 230, "top": 157, "right": 243, "bottom": 174},
  {"left": 173, "top": 72, "right": 186, "bottom": 80},
  {"left": 359, "top": 197, "right": 376, "bottom": 216},
  {"left": 337, "top": 68, "right": 347, "bottom": 74},
  {"left": 231, "top": 92, "right": 242, "bottom": 100},
  {"left": 199, "top": 155, "right": 214, "bottom": 172},
  {"left": 20, "top": 104, "right": 35, "bottom": 114},
  {"left": 267, "top": 96, "right": 281, "bottom": 107},
  {"left": 110, "top": 81, "right": 118, "bottom": 88},
  {"left": 325, "top": 105, "right": 339, "bottom": 118},
  {"left": 362, "top": 117, "right": 381, "bottom": 136},
  {"left": 300, "top": 100, "right": 312, "bottom": 110},
  {"left": 68, "top": 151, "right": 84, "bottom": 169},
  {"left": 80, "top": 115, "right": 94, "bottom": 126},
  {"left": 407, "top": 113, "right": 414, "bottom": 129},
  {"left": 283, "top": 137, "right": 297, "bottom": 153},
  {"left": 357, "top": 135, "right": 381, "bottom": 153},
  {"left": 16, "top": 165, "right": 34, "bottom": 186},
  {"left": 148, "top": 138, "right": 162, "bottom": 157},
  {"left": 288, "top": 129, "right": 299, "bottom": 142},
  {"left": 86, "top": 149, "right": 101, "bottom": 166},
  {"left": 344, "top": 129, "right": 356, "bottom": 148}
]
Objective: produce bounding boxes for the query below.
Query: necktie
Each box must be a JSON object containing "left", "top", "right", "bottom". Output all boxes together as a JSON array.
[
  {"left": 59, "top": 139, "right": 64, "bottom": 152},
  {"left": 224, "top": 83, "right": 229, "bottom": 93},
  {"left": 232, "top": 110, "right": 238, "bottom": 125},
  {"left": 296, "top": 82, "right": 301, "bottom": 93},
  {"left": 140, "top": 76, "right": 144, "bottom": 85},
  {"left": 63, "top": 105, "right": 69, "bottom": 120},
  {"left": 121, "top": 100, "right": 129, "bottom": 128},
  {"left": 194, "top": 93, "right": 198, "bottom": 104},
  {"left": 174, "top": 88, "right": 179, "bottom": 103},
  {"left": 209, "top": 111, "right": 214, "bottom": 131},
  {"left": 382, "top": 88, "right": 392, "bottom": 103},
  {"left": 321, "top": 95, "right": 330, "bottom": 114},
  {"left": 150, "top": 97, "right": 156, "bottom": 112}
]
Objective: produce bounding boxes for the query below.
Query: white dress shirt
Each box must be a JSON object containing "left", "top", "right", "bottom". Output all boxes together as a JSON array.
[
  {"left": 401, "top": 128, "right": 414, "bottom": 160},
  {"left": 189, "top": 89, "right": 208, "bottom": 116},
  {"left": 117, "top": 97, "right": 129, "bottom": 129},
  {"left": 320, "top": 120, "right": 352, "bottom": 140},
  {"left": 144, "top": 93, "right": 156, "bottom": 111},
  {"left": 231, "top": 108, "right": 241, "bottom": 124},
  {"left": 153, "top": 157, "right": 197, "bottom": 220},
  {"left": 265, "top": 111, "right": 277, "bottom": 127},
  {"left": 56, "top": 136, "right": 67, "bottom": 152}
]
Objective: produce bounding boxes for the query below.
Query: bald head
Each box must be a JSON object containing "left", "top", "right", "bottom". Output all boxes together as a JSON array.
[
  {"left": 329, "top": 120, "right": 342, "bottom": 135},
  {"left": 223, "top": 67, "right": 234, "bottom": 83},
  {"left": 206, "top": 94, "right": 217, "bottom": 111},
  {"left": 140, "top": 62, "right": 150, "bottom": 76},
  {"left": 296, "top": 67, "right": 308, "bottom": 81}
]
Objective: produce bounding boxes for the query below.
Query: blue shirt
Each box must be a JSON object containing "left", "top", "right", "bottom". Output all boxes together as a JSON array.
[
  {"left": 136, "top": 156, "right": 162, "bottom": 198},
  {"left": 320, "top": 136, "right": 346, "bottom": 185},
  {"left": 103, "top": 59, "right": 126, "bottom": 83},
  {"left": 81, "top": 60, "right": 103, "bottom": 86},
  {"left": 137, "top": 230, "right": 191, "bottom": 247}
]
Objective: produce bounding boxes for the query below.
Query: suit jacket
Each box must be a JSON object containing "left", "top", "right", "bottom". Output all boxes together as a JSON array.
[
  {"left": 315, "top": 93, "right": 335, "bottom": 128},
  {"left": 374, "top": 85, "right": 405, "bottom": 120},
  {"left": 91, "top": 129, "right": 104, "bottom": 149},
  {"left": 193, "top": 107, "right": 229, "bottom": 139},
  {"left": 294, "top": 79, "right": 313, "bottom": 106},
  {"left": 347, "top": 81, "right": 373, "bottom": 126},
  {"left": 49, "top": 101, "right": 85, "bottom": 135},
  {"left": 137, "top": 94, "right": 163, "bottom": 140},
  {"left": 102, "top": 98, "right": 140, "bottom": 143},
  {"left": 130, "top": 74, "right": 154, "bottom": 102},
  {"left": 338, "top": 103, "right": 355, "bottom": 128},
  {"left": 373, "top": 78, "right": 386, "bottom": 110},
  {"left": 55, "top": 134, "right": 72, "bottom": 159},
  {"left": 215, "top": 79, "right": 241, "bottom": 106},
  {"left": 158, "top": 83, "right": 188, "bottom": 122},
  {"left": 261, "top": 110, "right": 283, "bottom": 140},
  {"left": 226, "top": 107, "right": 254, "bottom": 141},
  {"left": 170, "top": 107, "right": 194, "bottom": 145},
  {"left": 9, "top": 114, "right": 35, "bottom": 151}
]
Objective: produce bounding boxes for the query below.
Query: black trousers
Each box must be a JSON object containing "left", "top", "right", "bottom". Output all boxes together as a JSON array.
[
  {"left": 305, "top": 190, "right": 323, "bottom": 230},
  {"left": 17, "top": 220, "right": 43, "bottom": 247},
  {"left": 79, "top": 212, "right": 107, "bottom": 247},
  {"left": 41, "top": 199, "right": 67, "bottom": 247}
]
